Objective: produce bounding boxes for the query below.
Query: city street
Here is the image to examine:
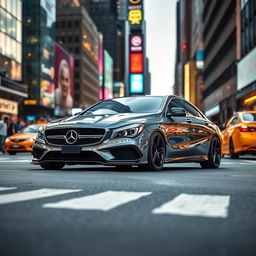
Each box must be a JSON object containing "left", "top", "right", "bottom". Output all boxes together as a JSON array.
[{"left": 0, "top": 153, "right": 256, "bottom": 256}]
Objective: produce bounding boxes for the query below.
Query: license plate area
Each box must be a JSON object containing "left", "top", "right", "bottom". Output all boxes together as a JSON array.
[
  {"left": 61, "top": 146, "right": 82, "bottom": 154},
  {"left": 12, "top": 144, "right": 20, "bottom": 148}
]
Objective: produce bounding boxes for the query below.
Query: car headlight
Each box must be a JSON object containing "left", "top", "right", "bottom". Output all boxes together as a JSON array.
[
  {"left": 26, "top": 138, "right": 34, "bottom": 142},
  {"left": 5, "top": 137, "right": 10, "bottom": 143},
  {"left": 36, "top": 126, "right": 45, "bottom": 141},
  {"left": 111, "top": 124, "right": 145, "bottom": 139}
]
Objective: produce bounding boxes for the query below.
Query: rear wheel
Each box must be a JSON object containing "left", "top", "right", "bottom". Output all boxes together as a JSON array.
[
  {"left": 40, "top": 162, "right": 65, "bottom": 170},
  {"left": 138, "top": 132, "right": 165, "bottom": 171},
  {"left": 7, "top": 151, "right": 16, "bottom": 155},
  {"left": 230, "top": 139, "right": 239, "bottom": 159},
  {"left": 200, "top": 137, "right": 221, "bottom": 169}
]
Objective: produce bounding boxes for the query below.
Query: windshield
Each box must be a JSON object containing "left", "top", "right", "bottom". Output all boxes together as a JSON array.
[
  {"left": 242, "top": 113, "right": 256, "bottom": 122},
  {"left": 20, "top": 125, "right": 42, "bottom": 133},
  {"left": 82, "top": 97, "right": 165, "bottom": 115}
]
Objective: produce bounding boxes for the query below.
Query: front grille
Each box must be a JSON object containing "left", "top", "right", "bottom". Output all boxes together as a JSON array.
[
  {"left": 11, "top": 139, "right": 25, "bottom": 142},
  {"left": 45, "top": 128, "right": 105, "bottom": 145},
  {"left": 42, "top": 151, "right": 105, "bottom": 162}
]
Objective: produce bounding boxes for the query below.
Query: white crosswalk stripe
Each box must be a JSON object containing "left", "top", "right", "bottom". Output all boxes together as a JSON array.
[
  {"left": 152, "top": 193, "right": 230, "bottom": 218},
  {"left": 0, "top": 188, "right": 81, "bottom": 205},
  {"left": 0, "top": 160, "right": 31, "bottom": 163},
  {"left": 0, "top": 187, "right": 232, "bottom": 218},
  {"left": 0, "top": 186, "right": 17, "bottom": 192},
  {"left": 43, "top": 190, "right": 151, "bottom": 211}
]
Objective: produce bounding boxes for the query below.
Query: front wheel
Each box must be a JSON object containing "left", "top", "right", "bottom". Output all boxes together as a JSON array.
[
  {"left": 40, "top": 162, "right": 65, "bottom": 170},
  {"left": 139, "top": 132, "right": 166, "bottom": 171},
  {"left": 200, "top": 137, "right": 221, "bottom": 169}
]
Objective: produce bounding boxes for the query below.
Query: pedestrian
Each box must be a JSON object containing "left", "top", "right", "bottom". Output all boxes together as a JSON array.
[
  {"left": 0, "top": 117, "right": 8, "bottom": 154},
  {"left": 7, "top": 118, "right": 16, "bottom": 137}
]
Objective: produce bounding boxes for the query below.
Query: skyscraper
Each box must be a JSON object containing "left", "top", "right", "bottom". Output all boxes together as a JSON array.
[
  {"left": 56, "top": 2, "right": 100, "bottom": 108},
  {"left": 22, "top": 0, "right": 56, "bottom": 119},
  {"left": 0, "top": 0, "right": 27, "bottom": 120}
]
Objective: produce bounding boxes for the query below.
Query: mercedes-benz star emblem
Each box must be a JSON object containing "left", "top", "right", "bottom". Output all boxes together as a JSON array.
[{"left": 65, "top": 130, "right": 78, "bottom": 144}]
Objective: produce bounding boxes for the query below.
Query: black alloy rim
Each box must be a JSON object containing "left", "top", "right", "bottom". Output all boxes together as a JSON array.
[
  {"left": 152, "top": 135, "right": 165, "bottom": 168},
  {"left": 213, "top": 139, "right": 221, "bottom": 165}
]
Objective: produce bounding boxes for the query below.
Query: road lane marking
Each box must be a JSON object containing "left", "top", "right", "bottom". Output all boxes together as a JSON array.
[
  {"left": 0, "top": 160, "right": 31, "bottom": 163},
  {"left": 0, "top": 188, "right": 81, "bottom": 205},
  {"left": 152, "top": 193, "right": 230, "bottom": 218},
  {"left": 242, "top": 160, "right": 256, "bottom": 164},
  {"left": 0, "top": 187, "right": 17, "bottom": 192},
  {"left": 43, "top": 190, "right": 151, "bottom": 211}
]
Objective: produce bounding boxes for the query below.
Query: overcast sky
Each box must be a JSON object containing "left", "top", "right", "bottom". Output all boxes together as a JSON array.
[{"left": 144, "top": 0, "right": 176, "bottom": 95}]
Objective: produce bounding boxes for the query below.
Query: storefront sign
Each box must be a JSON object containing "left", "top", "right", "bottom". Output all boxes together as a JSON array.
[
  {"left": 238, "top": 47, "right": 256, "bottom": 90},
  {"left": 24, "top": 100, "right": 37, "bottom": 105},
  {"left": 0, "top": 98, "right": 18, "bottom": 115}
]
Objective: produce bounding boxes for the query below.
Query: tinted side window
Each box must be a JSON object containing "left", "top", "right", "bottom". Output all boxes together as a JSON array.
[
  {"left": 168, "top": 99, "right": 200, "bottom": 117},
  {"left": 228, "top": 116, "right": 238, "bottom": 127}
]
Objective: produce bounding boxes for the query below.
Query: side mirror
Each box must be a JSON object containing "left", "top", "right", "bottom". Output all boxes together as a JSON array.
[{"left": 167, "top": 107, "right": 186, "bottom": 117}]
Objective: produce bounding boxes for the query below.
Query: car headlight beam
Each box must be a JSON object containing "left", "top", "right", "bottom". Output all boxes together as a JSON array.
[{"left": 111, "top": 125, "right": 145, "bottom": 139}]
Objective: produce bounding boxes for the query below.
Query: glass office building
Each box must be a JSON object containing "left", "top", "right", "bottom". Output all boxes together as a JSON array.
[
  {"left": 22, "top": 0, "right": 56, "bottom": 118},
  {"left": 0, "top": 0, "right": 22, "bottom": 80}
]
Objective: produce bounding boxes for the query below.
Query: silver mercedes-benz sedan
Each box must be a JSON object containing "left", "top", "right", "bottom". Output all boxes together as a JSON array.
[{"left": 32, "top": 95, "right": 221, "bottom": 171}]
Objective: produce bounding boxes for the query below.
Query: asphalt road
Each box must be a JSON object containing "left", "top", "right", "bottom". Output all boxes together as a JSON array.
[{"left": 0, "top": 152, "right": 256, "bottom": 256}]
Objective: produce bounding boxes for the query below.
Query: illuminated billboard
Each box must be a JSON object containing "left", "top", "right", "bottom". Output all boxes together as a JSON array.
[
  {"left": 130, "top": 53, "right": 143, "bottom": 73},
  {"left": 40, "top": 0, "right": 56, "bottom": 108},
  {"left": 128, "top": 0, "right": 143, "bottom": 27},
  {"left": 130, "top": 74, "right": 144, "bottom": 94},
  {"left": 54, "top": 43, "right": 74, "bottom": 114},
  {"left": 103, "top": 50, "right": 113, "bottom": 100},
  {"left": 99, "top": 33, "right": 104, "bottom": 100},
  {"left": 130, "top": 35, "right": 143, "bottom": 52}
]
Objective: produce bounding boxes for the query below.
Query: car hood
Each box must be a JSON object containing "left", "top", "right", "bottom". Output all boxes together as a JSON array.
[
  {"left": 8, "top": 133, "right": 37, "bottom": 140},
  {"left": 46, "top": 113, "right": 161, "bottom": 129}
]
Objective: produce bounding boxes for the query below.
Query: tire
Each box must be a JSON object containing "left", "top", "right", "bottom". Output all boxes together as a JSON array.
[
  {"left": 8, "top": 151, "right": 16, "bottom": 155},
  {"left": 138, "top": 132, "right": 166, "bottom": 171},
  {"left": 230, "top": 139, "right": 239, "bottom": 159},
  {"left": 40, "top": 162, "right": 65, "bottom": 170},
  {"left": 200, "top": 137, "right": 221, "bottom": 169}
]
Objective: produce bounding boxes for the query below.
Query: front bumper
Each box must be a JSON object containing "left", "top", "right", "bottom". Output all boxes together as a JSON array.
[
  {"left": 5, "top": 141, "right": 34, "bottom": 152},
  {"left": 32, "top": 133, "right": 149, "bottom": 166}
]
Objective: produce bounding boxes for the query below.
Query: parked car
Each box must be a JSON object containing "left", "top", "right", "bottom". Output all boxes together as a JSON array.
[
  {"left": 5, "top": 124, "right": 43, "bottom": 155},
  {"left": 32, "top": 96, "right": 222, "bottom": 170},
  {"left": 221, "top": 111, "right": 256, "bottom": 158}
]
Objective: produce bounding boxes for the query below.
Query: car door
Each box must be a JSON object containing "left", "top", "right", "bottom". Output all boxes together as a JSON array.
[
  {"left": 222, "top": 115, "right": 238, "bottom": 153},
  {"left": 163, "top": 98, "right": 209, "bottom": 160},
  {"left": 181, "top": 101, "right": 218, "bottom": 156}
]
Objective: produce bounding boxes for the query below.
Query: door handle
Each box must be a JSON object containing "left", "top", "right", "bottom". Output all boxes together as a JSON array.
[{"left": 186, "top": 119, "right": 192, "bottom": 124}]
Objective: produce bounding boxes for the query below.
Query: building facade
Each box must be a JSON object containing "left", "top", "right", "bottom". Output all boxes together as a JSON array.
[
  {"left": 56, "top": 4, "right": 100, "bottom": 108},
  {"left": 0, "top": 0, "right": 27, "bottom": 120},
  {"left": 236, "top": 0, "right": 256, "bottom": 111},
  {"left": 89, "top": 0, "right": 119, "bottom": 81},
  {"left": 22, "top": 0, "right": 56, "bottom": 120},
  {"left": 203, "top": 0, "right": 237, "bottom": 124}
]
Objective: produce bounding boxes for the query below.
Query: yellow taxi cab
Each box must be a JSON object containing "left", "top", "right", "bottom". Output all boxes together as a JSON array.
[
  {"left": 4, "top": 124, "right": 43, "bottom": 155},
  {"left": 221, "top": 111, "right": 256, "bottom": 158}
]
